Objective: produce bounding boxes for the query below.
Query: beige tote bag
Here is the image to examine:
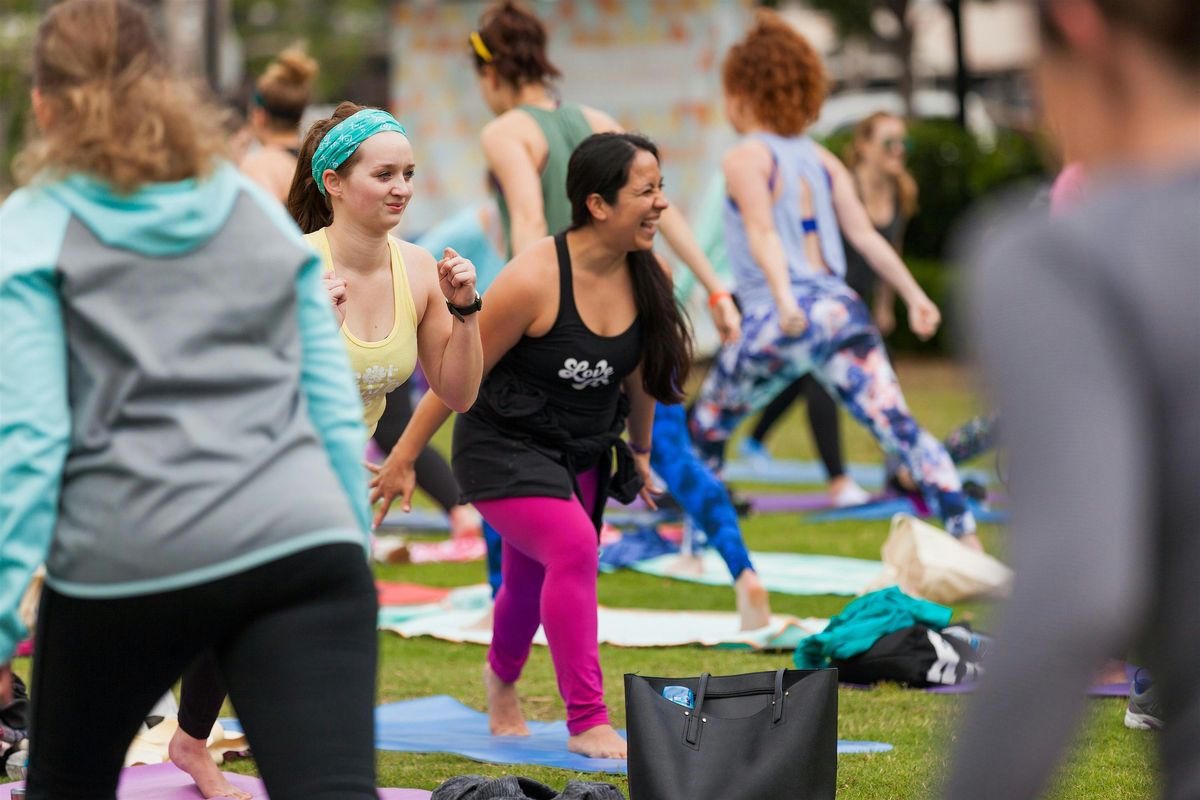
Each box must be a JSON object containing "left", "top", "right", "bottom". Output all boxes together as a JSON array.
[{"left": 864, "top": 514, "right": 1012, "bottom": 604}]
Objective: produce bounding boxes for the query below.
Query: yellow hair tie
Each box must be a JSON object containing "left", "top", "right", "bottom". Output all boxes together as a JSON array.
[{"left": 470, "top": 31, "right": 494, "bottom": 63}]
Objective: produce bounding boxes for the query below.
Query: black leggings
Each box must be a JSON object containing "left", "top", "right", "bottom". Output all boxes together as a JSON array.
[
  {"left": 27, "top": 544, "right": 378, "bottom": 800},
  {"left": 750, "top": 374, "right": 845, "bottom": 480},
  {"left": 374, "top": 388, "right": 461, "bottom": 512}
]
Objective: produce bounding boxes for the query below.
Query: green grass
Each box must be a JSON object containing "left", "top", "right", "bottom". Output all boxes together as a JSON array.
[{"left": 9, "top": 359, "right": 1157, "bottom": 797}]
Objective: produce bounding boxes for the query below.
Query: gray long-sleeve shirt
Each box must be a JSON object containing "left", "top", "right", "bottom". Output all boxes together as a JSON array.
[{"left": 945, "top": 168, "right": 1200, "bottom": 798}]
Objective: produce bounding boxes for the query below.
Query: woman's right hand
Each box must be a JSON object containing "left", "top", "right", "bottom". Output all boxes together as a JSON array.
[
  {"left": 323, "top": 271, "right": 348, "bottom": 327},
  {"left": 776, "top": 297, "right": 808, "bottom": 337},
  {"left": 366, "top": 453, "right": 417, "bottom": 530},
  {"left": 709, "top": 294, "right": 743, "bottom": 344}
]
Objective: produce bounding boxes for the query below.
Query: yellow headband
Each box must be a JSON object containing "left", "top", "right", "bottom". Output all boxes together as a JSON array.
[{"left": 470, "top": 31, "right": 494, "bottom": 63}]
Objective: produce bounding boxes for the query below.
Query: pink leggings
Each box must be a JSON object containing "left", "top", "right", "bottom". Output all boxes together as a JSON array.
[{"left": 473, "top": 468, "right": 608, "bottom": 735}]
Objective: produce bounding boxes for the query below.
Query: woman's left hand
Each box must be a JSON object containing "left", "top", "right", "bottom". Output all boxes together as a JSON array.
[
  {"left": 633, "top": 450, "right": 663, "bottom": 510},
  {"left": 438, "top": 247, "right": 478, "bottom": 307},
  {"left": 905, "top": 293, "right": 942, "bottom": 340}
]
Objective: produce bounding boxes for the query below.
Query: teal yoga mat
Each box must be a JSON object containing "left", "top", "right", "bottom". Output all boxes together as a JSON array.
[{"left": 631, "top": 550, "right": 883, "bottom": 596}]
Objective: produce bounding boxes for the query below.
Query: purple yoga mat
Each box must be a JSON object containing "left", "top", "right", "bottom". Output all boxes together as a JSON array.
[
  {"left": 0, "top": 762, "right": 431, "bottom": 799},
  {"left": 927, "top": 663, "right": 1135, "bottom": 697}
]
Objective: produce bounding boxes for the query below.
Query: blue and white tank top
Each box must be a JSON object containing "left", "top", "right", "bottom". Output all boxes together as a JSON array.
[{"left": 724, "top": 133, "right": 847, "bottom": 310}]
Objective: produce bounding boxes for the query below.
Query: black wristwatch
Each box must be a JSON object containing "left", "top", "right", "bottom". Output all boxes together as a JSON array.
[{"left": 446, "top": 292, "right": 482, "bottom": 322}]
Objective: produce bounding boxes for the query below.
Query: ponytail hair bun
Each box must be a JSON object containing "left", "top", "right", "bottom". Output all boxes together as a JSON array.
[{"left": 472, "top": 1, "right": 561, "bottom": 87}]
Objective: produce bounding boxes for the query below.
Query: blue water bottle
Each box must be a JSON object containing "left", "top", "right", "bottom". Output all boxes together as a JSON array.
[{"left": 663, "top": 685, "right": 695, "bottom": 709}]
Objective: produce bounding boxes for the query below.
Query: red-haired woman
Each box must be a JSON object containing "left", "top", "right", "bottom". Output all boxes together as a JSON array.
[{"left": 691, "top": 11, "right": 981, "bottom": 549}]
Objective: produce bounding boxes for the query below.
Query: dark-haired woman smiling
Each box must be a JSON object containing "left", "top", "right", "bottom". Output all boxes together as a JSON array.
[{"left": 376, "top": 133, "right": 691, "bottom": 759}]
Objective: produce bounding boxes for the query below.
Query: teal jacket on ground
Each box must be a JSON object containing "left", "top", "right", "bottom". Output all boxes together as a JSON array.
[
  {"left": 794, "top": 586, "right": 953, "bottom": 669},
  {"left": 0, "top": 162, "right": 371, "bottom": 662}
]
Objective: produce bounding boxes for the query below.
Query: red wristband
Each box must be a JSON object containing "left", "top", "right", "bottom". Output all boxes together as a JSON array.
[{"left": 708, "top": 290, "right": 733, "bottom": 309}]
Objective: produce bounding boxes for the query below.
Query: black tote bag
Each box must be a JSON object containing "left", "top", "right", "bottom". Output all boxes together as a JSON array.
[{"left": 624, "top": 668, "right": 837, "bottom": 800}]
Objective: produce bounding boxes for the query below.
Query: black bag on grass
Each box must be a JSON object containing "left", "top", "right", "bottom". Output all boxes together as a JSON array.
[
  {"left": 624, "top": 668, "right": 837, "bottom": 800},
  {"left": 832, "top": 624, "right": 983, "bottom": 687}
]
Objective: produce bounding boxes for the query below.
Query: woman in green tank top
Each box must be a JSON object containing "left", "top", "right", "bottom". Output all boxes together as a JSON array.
[{"left": 468, "top": 2, "right": 740, "bottom": 351}]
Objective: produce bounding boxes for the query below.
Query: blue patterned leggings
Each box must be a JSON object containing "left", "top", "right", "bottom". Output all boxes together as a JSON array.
[
  {"left": 651, "top": 403, "right": 755, "bottom": 580},
  {"left": 691, "top": 278, "right": 976, "bottom": 536}
]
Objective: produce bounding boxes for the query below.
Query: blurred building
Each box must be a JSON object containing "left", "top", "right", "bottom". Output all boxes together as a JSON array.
[{"left": 389, "top": 0, "right": 749, "bottom": 236}]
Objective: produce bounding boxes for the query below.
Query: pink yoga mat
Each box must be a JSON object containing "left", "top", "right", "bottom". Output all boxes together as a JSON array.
[
  {"left": 377, "top": 580, "right": 451, "bottom": 607},
  {"left": 0, "top": 762, "right": 431, "bottom": 799}
]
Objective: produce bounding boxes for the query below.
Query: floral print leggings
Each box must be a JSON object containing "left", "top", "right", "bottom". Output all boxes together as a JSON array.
[{"left": 691, "top": 276, "right": 976, "bottom": 536}]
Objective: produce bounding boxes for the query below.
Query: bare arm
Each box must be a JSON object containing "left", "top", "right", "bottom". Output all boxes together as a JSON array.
[
  {"left": 406, "top": 243, "right": 483, "bottom": 413},
  {"left": 658, "top": 205, "right": 741, "bottom": 343},
  {"left": 369, "top": 243, "right": 552, "bottom": 523},
  {"left": 817, "top": 145, "right": 940, "bottom": 339},
  {"left": 482, "top": 118, "right": 547, "bottom": 256},
  {"left": 723, "top": 140, "right": 807, "bottom": 335}
]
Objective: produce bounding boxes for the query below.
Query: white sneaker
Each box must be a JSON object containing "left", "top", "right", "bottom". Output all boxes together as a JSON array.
[{"left": 831, "top": 480, "right": 871, "bottom": 508}]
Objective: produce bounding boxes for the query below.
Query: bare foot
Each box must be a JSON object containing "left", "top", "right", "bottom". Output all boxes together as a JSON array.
[
  {"left": 484, "top": 662, "right": 529, "bottom": 736},
  {"left": 168, "top": 726, "right": 251, "bottom": 799},
  {"left": 959, "top": 533, "right": 985, "bottom": 553},
  {"left": 735, "top": 569, "right": 772, "bottom": 631},
  {"left": 567, "top": 724, "right": 628, "bottom": 759}
]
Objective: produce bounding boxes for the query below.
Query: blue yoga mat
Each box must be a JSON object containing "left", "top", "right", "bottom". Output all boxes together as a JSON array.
[
  {"left": 223, "top": 695, "right": 892, "bottom": 774},
  {"left": 807, "top": 496, "right": 1009, "bottom": 524},
  {"left": 723, "top": 459, "right": 993, "bottom": 489}
]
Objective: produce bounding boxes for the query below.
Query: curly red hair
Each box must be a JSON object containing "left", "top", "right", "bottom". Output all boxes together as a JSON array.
[{"left": 722, "top": 9, "right": 828, "bottom": 136}]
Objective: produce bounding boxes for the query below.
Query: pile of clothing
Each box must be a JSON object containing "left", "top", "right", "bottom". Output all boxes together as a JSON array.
[{"left": 794, "top": 586, "right": 990, "bottom": 687}]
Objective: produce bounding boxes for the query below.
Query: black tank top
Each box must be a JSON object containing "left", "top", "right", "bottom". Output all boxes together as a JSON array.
[
  {"left": 843, "top": 210, "right": 904, "bottom": 305},
  {"left": 500, "top": 234, "right": 640, "bottom": 436},
  {"left": 452, "top": 233, "right": 642, "bottom": 507}
]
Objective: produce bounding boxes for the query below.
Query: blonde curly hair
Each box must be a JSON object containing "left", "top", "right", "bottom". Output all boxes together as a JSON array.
[{"left": 16, "top": 0, "right": 228, "bottom": 192}]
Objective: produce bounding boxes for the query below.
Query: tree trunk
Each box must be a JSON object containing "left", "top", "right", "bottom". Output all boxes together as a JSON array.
[{"left": 947, "top": 0, "right": 970, "bottom": 128}]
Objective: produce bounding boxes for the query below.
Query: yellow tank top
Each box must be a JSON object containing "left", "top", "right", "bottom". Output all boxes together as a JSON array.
[{"left": 305, "top": 228, "right": 420, "bottom": 435}]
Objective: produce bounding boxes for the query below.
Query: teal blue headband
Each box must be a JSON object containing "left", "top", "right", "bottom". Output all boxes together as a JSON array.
[{"left": 311, "top": 109, "right": 408, "bottom": 196}]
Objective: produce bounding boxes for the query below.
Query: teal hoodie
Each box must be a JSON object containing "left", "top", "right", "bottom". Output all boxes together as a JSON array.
[{"left": 0, "top": 163, "right": 370, "bottom": 662}]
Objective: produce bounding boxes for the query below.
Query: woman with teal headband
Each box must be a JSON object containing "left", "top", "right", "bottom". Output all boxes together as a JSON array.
[
  {"left": 287, "top": 101, "right": 483, "bottom": 433},
  {"left": 172, "top": 102, "right": 484, "bottom": 796}
]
